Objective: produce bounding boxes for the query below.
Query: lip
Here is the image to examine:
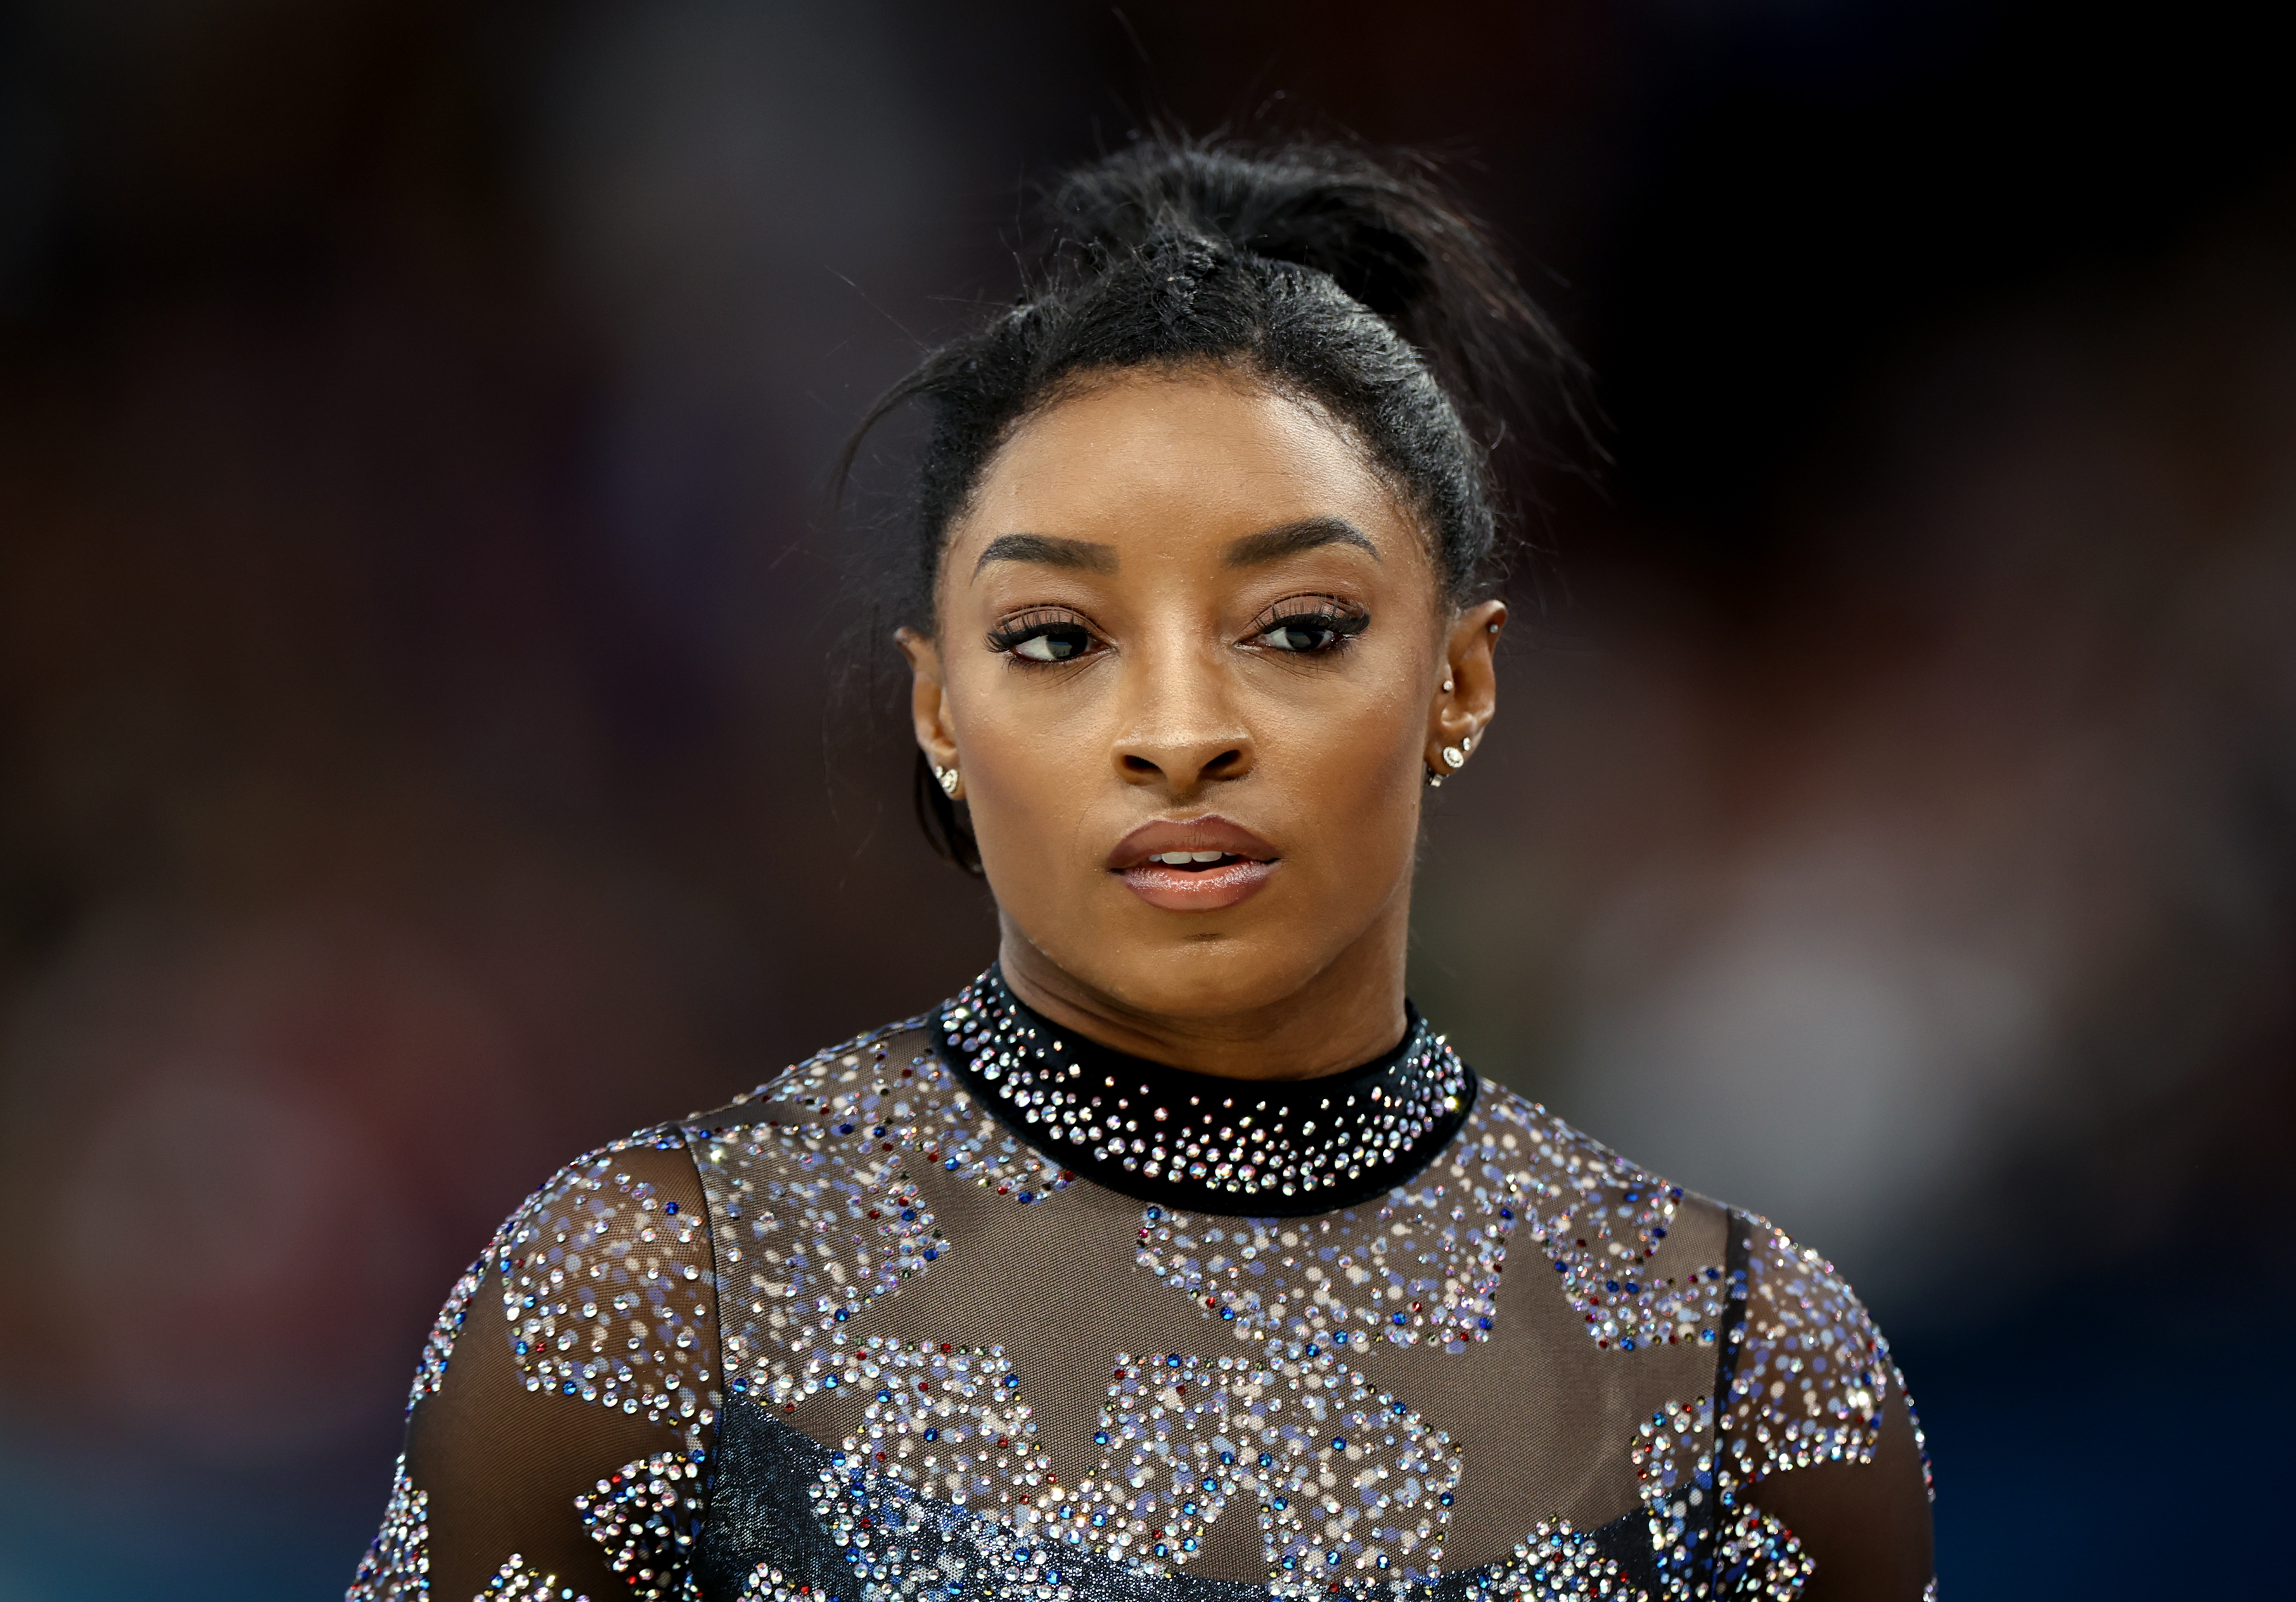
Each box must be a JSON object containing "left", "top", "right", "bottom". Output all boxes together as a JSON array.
[{"left": 1107, "top": 814, "right": 1281, "bottom": 913}]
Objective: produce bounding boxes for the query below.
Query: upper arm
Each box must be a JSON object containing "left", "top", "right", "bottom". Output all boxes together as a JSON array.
[
  {"left": 1719, "top": 1219, "right": 1935, "bottom": 1601},
  {"left": 1745, "top": 1385, "right": 1934, "bottom": 1601},
  {"left": 351, "top": 1132, "right": 720, "bottom": 1602}
]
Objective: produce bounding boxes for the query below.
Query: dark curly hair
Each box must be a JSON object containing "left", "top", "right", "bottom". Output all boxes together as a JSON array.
[{"left": 842, "top": 134, "right": 1575, "bottom": 871}]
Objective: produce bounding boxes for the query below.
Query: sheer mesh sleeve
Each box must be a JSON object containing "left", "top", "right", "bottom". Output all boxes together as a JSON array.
[
  {"left": 348, "top": 1129, "right": 721, "bottom": 1602},
  {"left": 1716, "top": 1216, "right": 1935, "bottom": 1601}
]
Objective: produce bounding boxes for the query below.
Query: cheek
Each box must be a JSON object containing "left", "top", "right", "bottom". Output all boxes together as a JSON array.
[
  {"left": 1256, "top": 660, "right": 1428, "bottom": 852},
  {"left": 946, "top": 673, "right": 1096, "bottom": 845}
]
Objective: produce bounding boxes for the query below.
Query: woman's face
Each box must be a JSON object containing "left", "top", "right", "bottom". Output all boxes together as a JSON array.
[{"left": 902, "top": 367, "right": 1501, "bottom": 1068}]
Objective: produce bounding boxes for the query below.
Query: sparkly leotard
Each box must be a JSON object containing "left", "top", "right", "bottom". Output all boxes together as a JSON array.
[{"left": 350, "top": 967, "right": 1935, "bottom": 1602}]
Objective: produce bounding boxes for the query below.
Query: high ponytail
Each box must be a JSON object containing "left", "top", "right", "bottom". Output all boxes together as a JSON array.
[
  {"left": 844, "top": 132, "right": 1576, "bottom": 874},
  {"left": 1042, "top": 141, "right": 1564, "bottom": 466}
]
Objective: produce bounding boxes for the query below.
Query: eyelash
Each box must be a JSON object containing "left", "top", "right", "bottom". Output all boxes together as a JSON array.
[
  {"left": 1247, "top": 597, "right": 1370, "bottom": 656},
  {"left": 986, "top": 598, "right": 1369, "bottom": 666},
  {"left": 986, "top": 608, "right": 1100, "bottom": 665}
]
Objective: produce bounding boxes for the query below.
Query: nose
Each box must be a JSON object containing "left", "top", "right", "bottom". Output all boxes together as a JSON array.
[{"left": 1112, "top": 658, "right": 1254, "bottom": 797}]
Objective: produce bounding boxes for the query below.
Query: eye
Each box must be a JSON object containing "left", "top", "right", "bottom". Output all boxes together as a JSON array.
[
  {"left": 1263, "top": 618, "right": 1342, "bottom": 653},
  {"left": 1014, "top": 627, "right": 1092, "bottom": 662},
  {"left": 1249, "top": 600, "right": 1368, "bottom": 655},
  {"left": 989, "top": 610, "right": 1102, "bottom": 665}
]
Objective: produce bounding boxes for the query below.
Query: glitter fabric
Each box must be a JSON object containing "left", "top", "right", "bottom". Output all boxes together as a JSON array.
[
  {"left": 498, "top": 1136, "right": 718, "bottom": 1447},
  {"left": 1136, "top": 1195, "right": 1506, "bottom": 1351},
  {"left": 1627, "top": 1395, "right": 1716, "bottom": 1597},
  {"left": 1481, "top": 1090, "right": 1727, "bottom": 1357},
  {"left": 1708, "top": 1506, "right": 1812, "bottom": 1601},
  {"left": 347, "top": 1455, "right": 428, "bottom": 1600},
  {"left": 1060, "top": 1346, "right": 1463, "bottom": 1589},
  {"left": 1481, "top": 1523, "right": 1632, "bottom": 1598},
  {"left": 355, "top": 969, "right": 1934, "bottom": 1602},
  {"left": 409, "top": 1250, "right": 492, "bottom": 1414},
  {"left": 828, "top": 1337, "right": 1047, "bottom": 1506},
  {"left": 1719, "top": 1224, "right": 1890, "bottom": 1486},
  {"left": 578, "top": 1452, "right": 710, "bottom": 1600},
  {"left": 1133, "top": 1088, "right": 1733, "bottom": 1359},
  {"left": 481, "top": 1554, "right": 588, "bottom": 1599},
  {"left": 696, "top": 1019, "right": 1075, "bottom": 1407},
  {"left": 937, "top": 968, "right": 1471, "bottom": 1213}
]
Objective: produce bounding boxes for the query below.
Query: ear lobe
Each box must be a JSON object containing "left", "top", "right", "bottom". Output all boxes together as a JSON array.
[{"left": 1426, "top": 599, "right": 1504, "bottom": 775}]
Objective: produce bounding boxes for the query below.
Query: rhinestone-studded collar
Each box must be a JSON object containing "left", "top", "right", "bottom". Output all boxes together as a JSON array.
[{"left": 933, "top": 964, "right": 1476, "bottom": 1215}]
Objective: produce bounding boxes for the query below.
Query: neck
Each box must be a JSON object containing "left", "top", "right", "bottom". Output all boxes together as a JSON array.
[
  {"left": 934, "top": 963, "right": 1473, "bottom": 1215},
  {"left": 993, "top": 905, "right": 1411, "bottom": 1082}
]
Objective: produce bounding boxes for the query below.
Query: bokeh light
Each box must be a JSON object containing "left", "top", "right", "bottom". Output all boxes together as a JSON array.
[{"left": 0, "top": 2, "right": 2286, "bottom": 1596}]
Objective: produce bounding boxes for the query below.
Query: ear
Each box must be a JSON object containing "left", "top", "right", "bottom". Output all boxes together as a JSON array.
[
  {"left": 1425, "top": 600, "right": 1505, "bottom": 780},
  {"left": 897, "top": 627, "right": 961, "bottom": 780}
]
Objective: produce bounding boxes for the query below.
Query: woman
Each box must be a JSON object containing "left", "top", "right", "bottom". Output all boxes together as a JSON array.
[{"left": 351, "top": 138, "right": 1934, "bottom": 1602}]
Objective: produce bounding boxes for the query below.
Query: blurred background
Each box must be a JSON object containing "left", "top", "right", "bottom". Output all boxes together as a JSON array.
[{"left": 0, "top": 0, "right": 2288, "bottom": 1595}]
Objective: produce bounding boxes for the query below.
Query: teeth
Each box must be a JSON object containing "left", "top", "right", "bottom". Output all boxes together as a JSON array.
[
  {"left": 1188, "top": 851, "right": 1224, "bottom": 863},
  {"left": 1150, "top": 850, "right": 1230, "bottom": 866}
]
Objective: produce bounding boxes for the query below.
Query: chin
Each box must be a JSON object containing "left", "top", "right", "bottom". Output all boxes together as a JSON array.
[{"left": 1096, "top": 935, "right": 1331, "bottom": 1021}]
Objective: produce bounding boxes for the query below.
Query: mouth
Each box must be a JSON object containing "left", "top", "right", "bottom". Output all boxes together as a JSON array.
[{"left": 1108, "top": 816, "right": 1279, "bottom": 913}]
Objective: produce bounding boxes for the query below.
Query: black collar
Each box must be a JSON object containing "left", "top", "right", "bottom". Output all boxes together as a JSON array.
[{"left": 932, "top": 965, "right": 1476, "bottom": 1216}]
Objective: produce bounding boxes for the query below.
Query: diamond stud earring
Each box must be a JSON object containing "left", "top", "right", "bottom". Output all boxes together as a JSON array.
[
  {"left": 935, "top": 764, "right": 961, "bottom": 798},
  {"left": 1442, "top": 746, "right": 1465, "bottom": 770}
]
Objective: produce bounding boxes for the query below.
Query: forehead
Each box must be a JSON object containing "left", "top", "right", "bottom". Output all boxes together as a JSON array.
[{"left": 950, "top": 368, "right": 1426, "bottom": 569}]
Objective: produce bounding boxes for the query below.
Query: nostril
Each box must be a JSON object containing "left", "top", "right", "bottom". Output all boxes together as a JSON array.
[{"left": 1121, "top": 755, "right": 1160, "bottom": 774}]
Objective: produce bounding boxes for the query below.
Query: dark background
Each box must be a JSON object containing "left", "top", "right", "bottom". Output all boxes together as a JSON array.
[{"left": 1, "top": 1, "right": 2290, "bottom": 1595}]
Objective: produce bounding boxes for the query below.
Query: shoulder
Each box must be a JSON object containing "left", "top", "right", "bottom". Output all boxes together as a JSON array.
[
  {"left": 411, "top": 1120, "right": 716, "bottom": 1434},
  {"left": 669, "top": 1014, "right": 1098, "bottom": 1406},
  {"left": 679, "top": 1013, "right": 941, "bottom": 1132},
  {"left": 1721, "top": 1210, "right": 1913, "bottom": 1480},
  {"left": 1470, "top": 1083, "right": 1901, "bottom": 1411},
  {"left": 1462, "top": 1080, "right": 1736, "bottom": 1350},
  {"left": 1458, "top": 1080, "right": 1903, "bottom": 1425},
  {"left": 1468, "top": 1083, "right": 1932, "bottom": 1577},
  {"left": 1469, "top": 1076, "right": 1711, "bottom": 1215},
  {"left": 469, "top": 1009, "right": 954, "bottom": 1425},
  {"left": 1721, "top": 1212, "right": 1937, "bottom": 1589},
  {"left": 679, "top": 1013, "right": 1071, "bottom": 1207},
  {"left": 387, "top": 1124, "right": 717, "bottom": 1599}
]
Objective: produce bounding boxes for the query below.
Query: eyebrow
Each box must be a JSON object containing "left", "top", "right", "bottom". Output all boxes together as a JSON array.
[
  {"left": 972, "top": 533, "right": 1118, "bottom": 579},
  {"left": 1221, "top": 516, "right": 1382, "bottom": 567}
]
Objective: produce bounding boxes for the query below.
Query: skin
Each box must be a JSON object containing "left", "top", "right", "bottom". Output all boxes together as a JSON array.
[
  {"left": 908, "top": 364, "right": 1929, "bottom": 1599},
  {"left": 899, "top": 364, "right": 1503, "bottom": 1080}
]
